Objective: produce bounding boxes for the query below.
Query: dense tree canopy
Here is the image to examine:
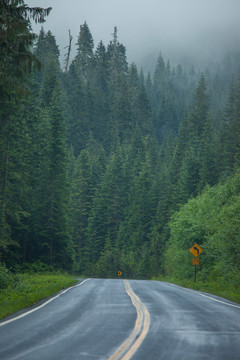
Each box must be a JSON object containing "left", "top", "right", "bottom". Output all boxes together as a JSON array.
[{"left": 1, "top": 3, "right": 240, "bottom": 286}]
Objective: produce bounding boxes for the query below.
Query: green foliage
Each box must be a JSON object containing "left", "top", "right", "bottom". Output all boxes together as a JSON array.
[
  {"left": 1, "top": 4, "right": 240, "bottom": 294},
  {"left": 0, "top": 263, "right": 15, "bottom": 289},
  {"left": 0, "top": 271, "right": 77, "bottom": 320},
  {"left": 165, "top": 170, "right": 240, "bottom": 291},
  {"left": 0, "top": 0, "right": 51, "bottom": 98}
]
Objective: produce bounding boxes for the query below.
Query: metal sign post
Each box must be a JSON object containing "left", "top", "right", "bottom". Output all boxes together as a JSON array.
[
  {"left": 192, "top": 257, "right": 199, "bottom": 282},
  {"left": 189, "top": 244, "right": 203, "bottom": 283}
]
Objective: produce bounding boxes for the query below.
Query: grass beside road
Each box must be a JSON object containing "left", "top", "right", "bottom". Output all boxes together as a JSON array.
[
  {"left": 0, "top": 272, "right": 77, "bottom": 321},
  {"left": 152, "top": 276, "right": 240, "bottom": 304}
]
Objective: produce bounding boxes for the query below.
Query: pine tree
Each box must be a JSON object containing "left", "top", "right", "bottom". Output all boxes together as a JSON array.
[
  {"left": 34, "top": 29, "right": 60, "bottom": 67},
  {"left": 151, "top": 55, "right": 184, "bottom": 143},
  {"left": 0, "top": 0, "right": 51, "bottom": 260},
  {"left": 35, "top": 85, "right": 73, "bottom": 269},
  {"left": 153, "top": 53, "right": 166, "bottom": 89},
  {"left": 29, "top": 31, "right": 74, "bottom": 268},
  {"left": 107, "top": 27, "right": 128, "bottom": 76},
  {"left": 0, "top": 1, "right": 51, "bottom": 99},
  {"left": 105, "top": 28, "right": 131, "bottom": 146},
  {"left": 234, "top": 78, "right": 240, "bottom": 167},
  {"left": 125, "top": 153, "right": 157, "bottom": 277},
  {"left": 94, "top": 41, "right": 108, "bottom": 91},
  {"left": 93, "top": 41, "right": 110, "bottom": 143},
  {"left": 0, "top": 101, "right": 33, "bottom": 265},
  {"left": 66, "top": 23, "right": 98, "bottom": 155},
  {"left": 47, "top": 87, "right": 73, "bottom": 268},
  {"left": 177, "top": 74, "right": 217, "bottom": 198},
  {"left": 128, "top": 64, "right": 152, "bottom": 135},
  {"left": 33, "top": 29, "right": 60, "bottom": 95},
  {"left": 86, "top": 145, "right": 127, "bottom": 271},
  {"left": 220, "top": 77, "right": 240, "bottom": 174},
  {"left": 71, "top": 22, "right": 94, "bottom": 82},
  {"left": 70, "top": 149, "right": 94, "bottom": 273}
]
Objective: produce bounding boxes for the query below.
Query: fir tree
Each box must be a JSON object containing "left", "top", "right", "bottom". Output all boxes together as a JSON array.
[
  {"left": 71, "top": 21, "right": 94, "bottom": 81},
  {"left": 0, "top": 0, "right": 51, "bottom": 259},
  {"left": 70, "top": 149, "right": 94, "bottom": 273}
]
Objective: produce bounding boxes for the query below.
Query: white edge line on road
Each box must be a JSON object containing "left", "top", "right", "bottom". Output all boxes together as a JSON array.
[
  {"left": 166, "top": 282, "right": 240, "bottom": 309},
  {"left": 0, "top": 278, "right": 90, "bottom": 327}
]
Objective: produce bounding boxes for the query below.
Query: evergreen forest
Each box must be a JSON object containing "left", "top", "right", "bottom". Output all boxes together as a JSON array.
[{"left": 1, "top": 2, "right": 240, "bottom": 290}]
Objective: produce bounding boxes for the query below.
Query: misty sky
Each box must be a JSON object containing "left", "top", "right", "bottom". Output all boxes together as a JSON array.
[{"left": 27, "top": 0, "right": 240, "bottom": 71}]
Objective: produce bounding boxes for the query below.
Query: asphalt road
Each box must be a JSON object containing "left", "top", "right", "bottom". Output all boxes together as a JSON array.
[{"left": 0, "top": 279, "right": 240, "bottom": 360}]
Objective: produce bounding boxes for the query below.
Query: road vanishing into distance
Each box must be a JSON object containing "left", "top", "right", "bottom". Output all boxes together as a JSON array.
[{"left": 1, "top": 278, "right": 240, "bottom": 360}]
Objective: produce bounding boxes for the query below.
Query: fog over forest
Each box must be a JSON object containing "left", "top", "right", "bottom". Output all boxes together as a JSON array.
[
  {"left": 2, "top": 0, "right": 240, "bottom": 303},
  {"left": 28, "top": 0, "right": 240, "bottom": 71}
]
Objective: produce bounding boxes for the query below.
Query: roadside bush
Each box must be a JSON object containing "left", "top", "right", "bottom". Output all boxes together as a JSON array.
[
  {"left": 0, "top": 273, "right": 77, "bottom": 320},
  {"left": 0, "top": 263, "right": 14, "bottom": 289},
  {"left": 20, "top": 261, "right": 55, "bottom": 274},
  {"left": 165, "top": 170, "right": 240, "bottom": 288}
]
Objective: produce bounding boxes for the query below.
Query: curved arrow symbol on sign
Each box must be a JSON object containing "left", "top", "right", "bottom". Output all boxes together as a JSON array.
[{"left": 194, "top": 246, "right": 199, "bottom": 255}]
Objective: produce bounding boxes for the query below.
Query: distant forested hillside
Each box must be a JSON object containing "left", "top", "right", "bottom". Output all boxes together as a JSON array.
[{"left": 1, "top": 2, "right": 240, "bottom": 286}]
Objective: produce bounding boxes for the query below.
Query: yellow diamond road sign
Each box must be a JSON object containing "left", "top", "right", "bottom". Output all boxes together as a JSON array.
[{"left": 189, "top": 243, "right": 203, "bottom": 257}]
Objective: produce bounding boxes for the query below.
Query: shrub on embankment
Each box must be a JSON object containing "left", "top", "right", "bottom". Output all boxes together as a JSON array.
[
  {"left": 0, "top": 263, "right": 77, "bottom": 320},
  {"left": 161, "top": 169, "right": 240, "bottom": 303}
]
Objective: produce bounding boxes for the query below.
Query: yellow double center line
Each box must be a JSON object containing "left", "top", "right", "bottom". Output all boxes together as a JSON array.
[{"left": 108, "top": 280, "right": 150, "bottom": 360}]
